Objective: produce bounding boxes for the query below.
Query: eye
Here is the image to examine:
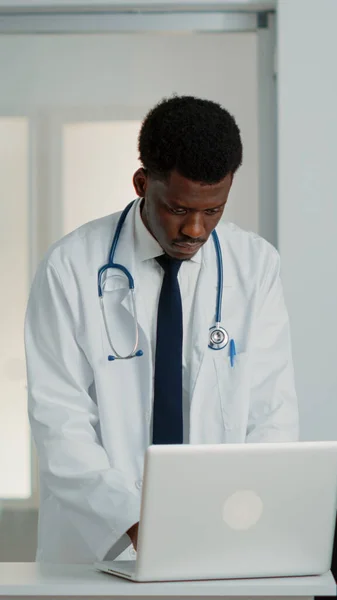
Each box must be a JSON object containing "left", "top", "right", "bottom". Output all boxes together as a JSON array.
[
  {"left": 205, "top": 208, "right": 221, "bottom": 215},
  {"left": 169, "top": 207, "right": 187, "bottom": 215}
]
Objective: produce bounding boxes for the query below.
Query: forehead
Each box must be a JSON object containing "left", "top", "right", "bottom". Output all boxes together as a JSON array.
[{"left": 150, "top": 169, "right": 232, "bottom": 208}]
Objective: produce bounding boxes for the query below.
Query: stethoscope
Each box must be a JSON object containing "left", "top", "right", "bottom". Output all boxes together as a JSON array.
[{"left": 98, "top": 200, "right": 229, "bottom": 361}]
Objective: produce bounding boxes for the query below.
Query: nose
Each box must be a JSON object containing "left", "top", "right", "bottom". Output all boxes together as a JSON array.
[{"left": 180, "top": 212, "right": 206, "bottom": 240}]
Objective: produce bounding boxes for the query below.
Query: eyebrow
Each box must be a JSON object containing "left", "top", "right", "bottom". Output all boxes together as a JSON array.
[{"left": 165, "top": 199, "right": 226, "bottom": 211}]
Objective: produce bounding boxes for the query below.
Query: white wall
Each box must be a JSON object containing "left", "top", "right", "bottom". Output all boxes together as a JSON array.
[{"left": 278, "top": 0, "right": 337, "bottom": 440}]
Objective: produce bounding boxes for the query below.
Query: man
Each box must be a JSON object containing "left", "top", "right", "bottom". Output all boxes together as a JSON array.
[{"left": 25, "top": 95, "right": 298, "bottom": 564}]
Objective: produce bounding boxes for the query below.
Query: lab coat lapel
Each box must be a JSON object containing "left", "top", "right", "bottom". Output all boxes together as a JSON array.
[
  {"left": 101, "top": 199, "right": 153, "bottom": 428},
  {"left": 102, "top": 199, "right": 150, "bottom": 355},
  {"left": 190, "top": 227, "right": 235, "bottom": 397}
]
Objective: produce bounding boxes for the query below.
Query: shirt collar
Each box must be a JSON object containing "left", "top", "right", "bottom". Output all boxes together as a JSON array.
[{"left": 134, "top": 201, "right": 202, "bottom": 264}]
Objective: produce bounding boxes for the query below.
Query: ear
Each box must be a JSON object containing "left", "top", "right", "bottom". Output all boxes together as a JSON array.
[{"left": 133, "top": 168, "right": 148, "bottom": 198}]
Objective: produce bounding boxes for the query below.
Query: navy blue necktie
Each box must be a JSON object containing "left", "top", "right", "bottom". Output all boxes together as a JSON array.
[{"left": 153, "top": 255, "right": 183, "bottom": 444}]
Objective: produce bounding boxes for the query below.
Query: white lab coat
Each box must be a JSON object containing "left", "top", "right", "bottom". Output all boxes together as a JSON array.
[{"left": 25, "top": 199, "right": 298, "bottom": 564}]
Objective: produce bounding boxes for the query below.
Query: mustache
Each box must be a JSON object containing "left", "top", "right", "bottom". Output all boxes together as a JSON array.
[{"left": 173, "top": 238, "right": 205, "bottom": 245}]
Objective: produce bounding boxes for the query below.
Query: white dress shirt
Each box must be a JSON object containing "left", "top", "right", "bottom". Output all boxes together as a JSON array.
[{"left": 134, "top": 204, "right": 202, "bottom": 442}]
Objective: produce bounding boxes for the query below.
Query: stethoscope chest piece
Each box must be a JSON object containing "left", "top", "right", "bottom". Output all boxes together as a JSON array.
[{"left": 208, "top": 325, "right": 229, "bottom": 350}]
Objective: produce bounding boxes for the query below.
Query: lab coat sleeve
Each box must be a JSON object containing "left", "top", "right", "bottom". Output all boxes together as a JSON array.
[
  {"left": 245, "top": 248, "right": 299, "bottom": 442},
  {"left": 25, "top": 258, "right": 140, "bottom": 560}
]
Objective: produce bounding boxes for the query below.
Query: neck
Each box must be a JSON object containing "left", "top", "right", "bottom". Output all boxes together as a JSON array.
[{"left": 140, "top": 198, "right": 156, "bottom": 242}]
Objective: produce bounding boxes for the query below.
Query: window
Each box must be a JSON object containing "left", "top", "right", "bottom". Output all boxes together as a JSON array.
[
  {"left": 62, "top": 120, "right": 141, "bottom": 234},
  {"left": 0, "top": 118, "right": 30, "bottom": 499}
]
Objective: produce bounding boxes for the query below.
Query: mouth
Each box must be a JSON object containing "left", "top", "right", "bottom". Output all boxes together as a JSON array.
[{"left": 172, "top": 242, "right": 203, "bottom": 255}]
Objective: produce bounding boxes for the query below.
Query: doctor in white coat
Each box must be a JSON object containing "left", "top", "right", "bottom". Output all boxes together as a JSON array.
[{"left": 25, "top": 95, "right": 298, "bottom": 564}]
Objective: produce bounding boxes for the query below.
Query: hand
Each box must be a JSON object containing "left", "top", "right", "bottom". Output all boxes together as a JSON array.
[{"left": 126, "top": 522, "right": 139, "bottom": 550}]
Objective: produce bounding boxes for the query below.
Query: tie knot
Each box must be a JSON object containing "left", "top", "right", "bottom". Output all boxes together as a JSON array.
[{"left": 156, "top": 254, "right": 182, "bottom": 277}]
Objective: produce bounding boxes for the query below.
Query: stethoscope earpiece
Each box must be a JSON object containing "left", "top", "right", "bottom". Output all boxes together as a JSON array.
[{"left": 108, "top": 349, "right": 144, "bottom": 361}]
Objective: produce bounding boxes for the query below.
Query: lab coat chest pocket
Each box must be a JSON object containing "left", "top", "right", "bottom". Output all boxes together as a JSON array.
[{"left": 212, "top": 351, "right": 251, "bottom": 431}]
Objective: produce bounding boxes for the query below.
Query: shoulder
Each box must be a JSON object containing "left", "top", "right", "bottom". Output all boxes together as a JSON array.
[
  {"left": 41, "top": 211, "right": 122, "bottom": 275},
  {"left": 216, "top": 220, "right": 280, "bottom": 275}
]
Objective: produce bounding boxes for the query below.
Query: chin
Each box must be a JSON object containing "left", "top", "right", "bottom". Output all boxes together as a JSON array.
[
  {"left": 164, "top": 249, "right": 180, "bottom": 259},
  {"left": 166, "top": 246, "right": 197, "bottom": 260}
]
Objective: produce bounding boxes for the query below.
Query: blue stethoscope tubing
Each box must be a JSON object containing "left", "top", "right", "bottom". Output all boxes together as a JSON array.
[{"left": 98, "top": 200, "right": 230, "bottom": 361}]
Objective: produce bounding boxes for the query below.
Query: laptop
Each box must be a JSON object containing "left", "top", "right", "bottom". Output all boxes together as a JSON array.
[{"left": 95, "top": 441, "right": 337, "bottom": 582}]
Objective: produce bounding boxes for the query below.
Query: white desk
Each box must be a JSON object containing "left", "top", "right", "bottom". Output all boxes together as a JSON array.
[{"left": 0, "top": 563, "right": 335, "bottom": 600}]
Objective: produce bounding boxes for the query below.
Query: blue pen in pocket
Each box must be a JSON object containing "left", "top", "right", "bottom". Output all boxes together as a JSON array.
[{"left": 229, "top": 339, "right": 236, "bottom": 368}]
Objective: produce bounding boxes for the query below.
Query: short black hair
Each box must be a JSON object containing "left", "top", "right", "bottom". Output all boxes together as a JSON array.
[{"left": 138, "top": 95, "right": 243, "bottom": 184}]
